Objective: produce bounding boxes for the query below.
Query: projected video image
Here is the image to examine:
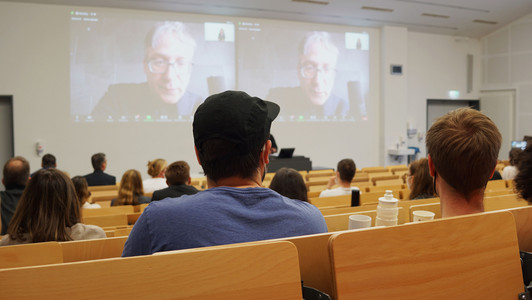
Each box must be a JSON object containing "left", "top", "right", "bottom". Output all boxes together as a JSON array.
[
  {"left": 237, "top": 22, "right": 370, "bottom": 121},
  {"left": 70, "top": 11, "right": 235, "bottom": 122}
]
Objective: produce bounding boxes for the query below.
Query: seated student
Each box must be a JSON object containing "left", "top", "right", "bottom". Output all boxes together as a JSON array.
[
  {"left": 30, "top": 153, "right": 56, "bottom": 177},
  {"left": 151, "top": 161, "right": 199, "bottom": 201},
  {"left": 319, "top": 158, "right": 360, "bottom": 197},
  {"left": 269, "top": 168, "right": 308, "bottom": 202},
  {"left": 515, "top": 143, "right": 532, "bottom": 202},
  {"left": 426, "top": 108, "right": 501, "bottom": 217},
  {"left": 72, "top": 176, "right": 101, "bottom": 209},
  {"left": 1, "top": 156, "right": 30, "bottom": 235},
  {"left": 122, "top": 91, "right": 327, "bottom": 257},
  {"left": 0, "top": 169, "right": 105, "bottom": 246},
  {"left": 111, "top": 170, "right": 151, "bottom": 206},
  {"left": 84, "top": 152, "right": 116, "bottom": 186},
  {"left": 502, "top": 148, "right": 523, "bottom": 180},
  {"left": 143, "top": 158, "right": 168, "bottom": 194},
  {"left": 406, "top": 158, "right": 436, "bottom": 200}
]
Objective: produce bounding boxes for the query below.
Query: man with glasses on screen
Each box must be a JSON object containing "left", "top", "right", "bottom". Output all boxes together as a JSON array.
[
  {"left": 267, "top": 31, "right": 349, "bottom": 119},
  {"left": 92, "top": 21, "right": 202, "bottom": 120}
]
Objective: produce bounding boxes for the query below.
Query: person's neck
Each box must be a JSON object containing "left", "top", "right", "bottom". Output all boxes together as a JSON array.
[
  {"left": 438, "top": 177, "right": 485, "bottom": 218},
  {"left": 339, "top": 181, "right": 351, "bottom": 188},
  {"left": 207, "top": 175, "right": 262, "bottom": 189}
]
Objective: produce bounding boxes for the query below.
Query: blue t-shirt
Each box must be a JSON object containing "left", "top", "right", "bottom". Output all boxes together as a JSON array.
[{"left": 122, "top": 187, "right": 327, "bottom": 257}]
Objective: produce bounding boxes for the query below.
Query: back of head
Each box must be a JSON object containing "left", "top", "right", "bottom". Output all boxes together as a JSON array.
[
  {"left": 515, "top": 143, "right": 532, "bottom": 202},
  {"left": 91, "top": 153, "right": 106, "bottom": 171},
  {"left": 165, "top": 161, "right": 190, "bottom": 186},
  {"left": 426, "top": 108, "right": 501, "bottom": 197},
  {"left": 7, "top": 168, "right": 80, "bottom": 243},
  {"left": 337, "top": 158, "right": 356, "bottom": 182},
  {"left": 147, "top": 158, "right": 167, "bottom": 178},
  {"left": 408, "top": 158, "right": 435, "bottom": 200},
  {"left": 269, "top": 168, "right": 308, "bottom": 202},
  {"left": 509, "top": 148, "right": 523, "bottom": 166},
  {"left": 193, "top": 90, "right": 279, "bottom": 183},
  {"left": 41, "top": 153, "right": 56, "bottom": 169},
  {"left": 72, "top": 176, "right": 90, "bottom": 205},
  {"left": 118, "top": 169, "right": 144, "bottom": 205},
  {"left": 3, "top": 156, "right": 30, "bottom": 188}
]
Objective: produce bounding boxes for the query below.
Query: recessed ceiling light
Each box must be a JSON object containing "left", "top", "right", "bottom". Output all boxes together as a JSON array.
[
  {"left": 361, "top": 6, "right": 394, "bottom": 13},
  {"left": 473, "top": 19, "right": 498, "bottom": 25},
  {"left": 421, "top": 13, "right": 450, "bottom": 19},
  {"left": 292, "top": 0, "right": 329, "bottom": 5}
]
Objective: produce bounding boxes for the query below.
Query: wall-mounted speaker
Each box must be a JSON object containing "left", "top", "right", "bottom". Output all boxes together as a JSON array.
[{"left": 467, "top": 54, "right": 473, "bottom": 93}]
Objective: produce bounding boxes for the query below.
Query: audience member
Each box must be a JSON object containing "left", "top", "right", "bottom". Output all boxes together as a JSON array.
[
  {"left": 111, "top": 169, "right": 151, "bottom": 206},
  {"left": 72, "top": 176, "right": 101, "bottom": 209},
  {"left": 515, "top": 143, "right": 532, "bottom": 202},
  {"left": 151, "top": 161, "right": 198, "bottom": 201},
  {"left": 319, "top": 158, "right": 359, "bottom": 197},
  {"left": 143, "top": 158, "right": 168, "bottom": 193},
  {"left": 426, "top": 108, "right": 501, "bottom": 217},
  {"left": 0, "top": 169, "right": 105, "bottom": 245},
  {"left": 1, "top": 157, "right": 30, "bottom": 235},
  {"left": 269, "top": 167, "right": 308, "bottom": 202},
  {"left": 84, "top": 152, "right": 116, "bottom": 186},
  {"left": 122, "top": 90, "right": 327, "bottom": 256},
  {"left": 406, "top": 158, "right": 435, "bottom": 200},
  {"left": 502, "top": 148, "right": 522, "bottom": 180},
  {"left": 30, "top": 153, "right": 56, "bottom": 177}
]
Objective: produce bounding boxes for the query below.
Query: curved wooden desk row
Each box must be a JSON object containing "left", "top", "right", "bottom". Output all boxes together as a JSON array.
[{"left": 0, "top": 210, "right": 528, "bottom": 299}]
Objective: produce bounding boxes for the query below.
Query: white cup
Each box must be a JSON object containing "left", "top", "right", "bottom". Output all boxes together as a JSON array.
[
  {"left": 348, "top": 214, "right": 372, "bottom": 230},
  {"left": 412, "top": 210, "right": 436, "bottom": 222}
]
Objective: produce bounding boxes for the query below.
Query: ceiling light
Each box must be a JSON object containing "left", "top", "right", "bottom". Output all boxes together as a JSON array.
[
  {"left": 421, "top": 13, "right": 450, "bottom": 19},
  {"left": 473, "top": 19, "right": 498, "bottom": 25},
  {"left": 361, "top": 6, "right": 394, "bottom": 13},
  {"left": 292, "top": 0, "right": 330, "bottom": 5}
]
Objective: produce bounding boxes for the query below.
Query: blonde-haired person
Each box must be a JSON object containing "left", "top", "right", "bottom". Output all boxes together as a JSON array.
[
  {"left": 0, "top": 169, "right": 105, "bottom": 246},
  {"left": 143, "top": 158, "right": 168, "bottom": 193},
  {"left": 112, "top": 170, "right": 151, "bottom": 206},
  {"left": 72, "top": 176, "right": 101, "bottom": 209},
  {"left": 406, "top": 158, "right": 435, "bottom": 200}
]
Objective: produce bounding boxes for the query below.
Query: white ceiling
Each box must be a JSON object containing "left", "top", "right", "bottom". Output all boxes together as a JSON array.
[{"left": 5, "top": 0, "right": 532, "bottom": 38}]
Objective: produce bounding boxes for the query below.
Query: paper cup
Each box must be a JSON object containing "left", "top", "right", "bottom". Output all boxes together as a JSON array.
[
  {"left": 412, "top": 210, "right": 435, "bottom": 222},
  {"left": 348, "top": 214, "right": 372, "bottom": 230}
]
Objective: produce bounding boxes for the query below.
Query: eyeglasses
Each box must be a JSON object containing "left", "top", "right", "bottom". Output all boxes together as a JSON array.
[
  {"left": 299, "top": 64, "right": 335, "bottom": 79},
  {"left": 147, "top": 59, "right": 192, "bottom": 74}
]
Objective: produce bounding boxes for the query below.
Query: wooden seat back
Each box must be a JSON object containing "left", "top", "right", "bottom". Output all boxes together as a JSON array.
[
  {"left": 82, "top": 214, "right": 128, "bottom": 227},
  {"left": 0, "top": 242, "right": 63, "bottom": 269},
  {"left": 87, "top": 185, "right": 118, "bottom": 192},
  {"left": 486, "top": 179, "right": 507, "bottom": 191},
  {"left": 61, "top": 236, "right": 128, "bottom": 263},
  {"left": 0, "top": 241, "right": 303, "bottom": 299},
  {"left": 309, "top": 194, "right": 351, "bottom": 208},
  {"left": 81, "top": 205, "right": 135, "bottom": 217},
  {"left": 506, "top": 206, "right": 532, "bottom": 252},
  {"left": 328, "top": 211, "right": 524, "bottom": 299},
  {"left": 361, "top": 166, "right": 387, "bottom": 173},
  {"left": 484, "top": 193, "right": 528, "bottom": 211}
]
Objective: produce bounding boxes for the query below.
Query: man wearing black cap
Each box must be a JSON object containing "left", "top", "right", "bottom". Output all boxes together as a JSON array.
[{"left": 122, "top": 91, "right": 327, "bottom": 257}]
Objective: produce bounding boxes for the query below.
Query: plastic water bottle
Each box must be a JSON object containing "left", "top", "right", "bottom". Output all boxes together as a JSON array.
[{"left": 375, "top": 190, "right": 399, "bottom": 226}]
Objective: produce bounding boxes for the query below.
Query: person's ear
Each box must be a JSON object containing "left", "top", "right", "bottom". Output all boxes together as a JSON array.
[
  {"left": 194, "top": 146, "right": 202, "bottom": 166},
  {"left": 262, "top": 140, "right": 272, "bottom": 165},
  {"left": 188, "top": 177, "right": 192, "bottom": 185},
  {"left": 428, "top": 154, "right": 436, "bottom": 177}
]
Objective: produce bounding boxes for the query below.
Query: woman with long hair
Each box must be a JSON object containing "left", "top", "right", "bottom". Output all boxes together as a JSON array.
[
  {"left": 407, "top": 158, "right": 436, "bottom": 200},
  {"left": 0, "top": 169, "right": 105, "bottom": 245},
  {"left": 269, "top": 168, "right": 308, "bottom": 202},
  {"left": 143, "top": 158, "right": 168, "bottom": 193},
  {"left": 72, "top": 176, "right": 101, "bottom": 209},
  {"left": 112, "top": 169, "right": 151, "bottom": 206}
]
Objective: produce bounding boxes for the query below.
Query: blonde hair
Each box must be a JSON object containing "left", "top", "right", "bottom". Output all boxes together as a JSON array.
[
  {"left": 147, "top": 158, "right": 167, "bottom": 178},
  {"left": 116, "top": 169, "right": 144, "bottom": 205}
]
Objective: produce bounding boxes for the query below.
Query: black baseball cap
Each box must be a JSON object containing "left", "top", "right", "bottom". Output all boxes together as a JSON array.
[{"left": 193, "top": 90, "right": 280, "bottom": 154}]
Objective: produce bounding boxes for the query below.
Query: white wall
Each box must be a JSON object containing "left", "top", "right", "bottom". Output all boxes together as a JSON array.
[
  {"left": 407, "top": 32, "right": 483, "bottom": 157},
  {"left": 0, "top": 1, "right": 484, "bottom": 179},
  {"left": 482, "top": 12, "right": 532, "bottom": 141}
]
